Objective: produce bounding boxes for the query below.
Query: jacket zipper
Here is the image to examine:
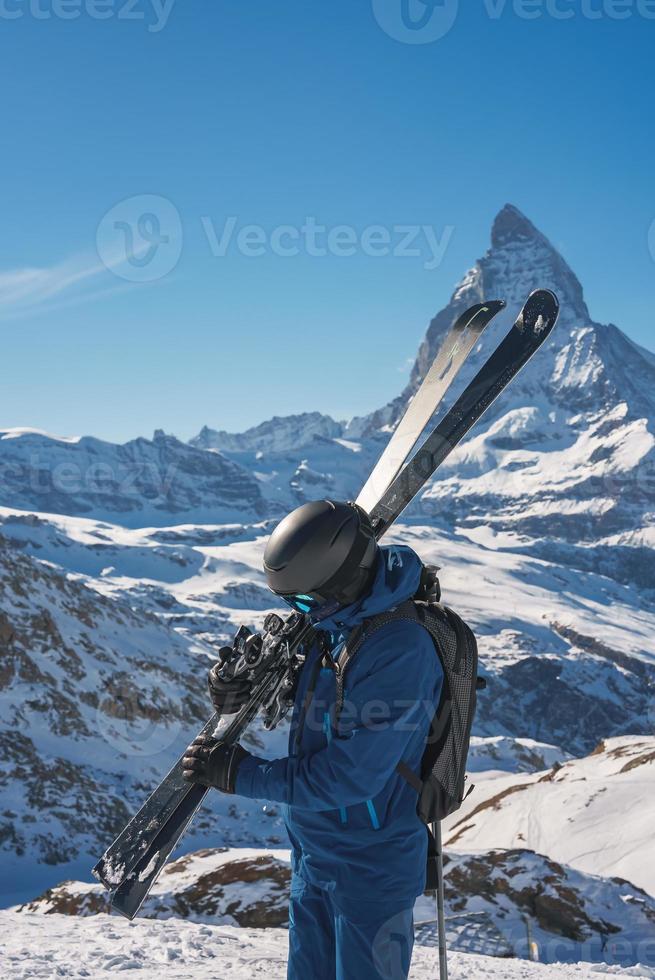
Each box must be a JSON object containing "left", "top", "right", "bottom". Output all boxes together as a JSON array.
[{"left": 324, "top": 653, "right": 378, "bottom": 830}]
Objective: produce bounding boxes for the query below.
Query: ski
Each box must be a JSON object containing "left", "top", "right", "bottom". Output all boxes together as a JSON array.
[
  {"left": 356, "top": 299, "right": 505, "bottom": 513},
  {"left": 93, "top": 287, "right": 558, "bottom": 920},
  {"left": 368, "top": 288, "right": 559, "bottom": 534},
  {"left": 92, "top": 715, "right": 217, "bottom": 895},
  {"left": 92, "top": 616, "right": 315, "bottom": 896},
  {"left": 96, "top": 615, "right": 317, "bottom": 918}
]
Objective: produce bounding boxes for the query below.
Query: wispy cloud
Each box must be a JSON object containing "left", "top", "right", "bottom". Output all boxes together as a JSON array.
[{"left": 0, "top": 249, "right": 144, "bottom": 321}]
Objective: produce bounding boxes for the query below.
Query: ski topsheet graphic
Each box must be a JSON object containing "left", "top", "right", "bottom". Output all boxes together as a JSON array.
[
  {"left": 356, "top": 299, "right": 505, "bottom": 513},
  {"left": 93, "top": 288, "right": 559, "bottom": 919}
]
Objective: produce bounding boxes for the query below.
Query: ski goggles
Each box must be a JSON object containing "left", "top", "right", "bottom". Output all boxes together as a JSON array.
[{"left": 279, "top": 592, "right": 342, "bottom": 620}]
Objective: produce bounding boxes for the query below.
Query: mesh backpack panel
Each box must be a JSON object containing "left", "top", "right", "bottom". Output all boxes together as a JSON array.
[
  {"left": 334, "top": 597, "right": 479, "bottom": 823},
  {"left": 412, "top": 602, "right": 478, "bottom": 821}
]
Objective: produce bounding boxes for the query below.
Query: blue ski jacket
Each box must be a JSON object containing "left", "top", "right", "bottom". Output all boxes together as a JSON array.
[{"left": 236, "top": 545, "right": 443, "bottom": 911}]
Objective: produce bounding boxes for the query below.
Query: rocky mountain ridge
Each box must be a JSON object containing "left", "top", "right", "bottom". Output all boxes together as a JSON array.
[{"left": 0, "top": 427, "right": 267, "bottom": 528}]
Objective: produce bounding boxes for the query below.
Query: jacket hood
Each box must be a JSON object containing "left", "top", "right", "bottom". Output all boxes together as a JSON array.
[{"left": 315, "top": 545, "right": 423, "bottom": 631}]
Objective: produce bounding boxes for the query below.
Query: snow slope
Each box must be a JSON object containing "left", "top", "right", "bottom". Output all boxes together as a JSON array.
[
  {"left": 1, "top": 910, "right": 654, "bottom": 979},
  {"left": 442, "top": 737, "right": 655, "bottom": 896},
  {"left": 467, "top": 736, "right": 572, "bottom": 775},
  {"left": 0, "top": 534, "right": 290, "bottom": 905},
  {"left": 21, "top": 848, "right": 294, "bottom": 927},
  {"left": 0, "top": 505, "right": 653, "bottom": 902},
  {"left": 2, "top": 509, "right": 653, "bottom": 759}
]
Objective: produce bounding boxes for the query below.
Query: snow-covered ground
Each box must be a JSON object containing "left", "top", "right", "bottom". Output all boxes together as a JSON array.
[
  {"left": 2, "top": 910, "right": 653, "bottom": 979},
  {"left": 19, "top": 843, "right": 655, "bottom": 968}
]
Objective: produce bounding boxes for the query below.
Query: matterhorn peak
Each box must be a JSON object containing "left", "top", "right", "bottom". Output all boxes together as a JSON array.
[
  {"left": 354, "top": 206, "right": 598, "bottom": 437},
  {"left": 379, "top": 202, "right": 655, "bottom": 441},
  {"left": 476, "top": 203, "right": 589, "bottom": 320},
  {"left": 491, "top": 203, "right": 546, "bottom": 249}
]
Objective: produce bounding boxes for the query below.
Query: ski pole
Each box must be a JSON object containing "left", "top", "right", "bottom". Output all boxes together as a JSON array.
[{"left": 433, "top": 820, "right": 448, "bottom": 980}]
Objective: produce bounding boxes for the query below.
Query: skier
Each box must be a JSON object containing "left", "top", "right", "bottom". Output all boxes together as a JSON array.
[{"left": 183, "top": 499, "right": 444, "bottom": 980}]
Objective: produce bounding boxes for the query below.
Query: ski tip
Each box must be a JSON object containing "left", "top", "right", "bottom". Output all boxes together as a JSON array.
[
  {"left": 519, "top": 288, "right": 560, "bottom": 337},
  {"left": 455, "top": 298, "right": 506, "bottom": 333},
  {"left": 527, "top": 286, "right": 558, "bottom": 301},
  {"left": 482, "top": 298, "right": 506, "bottom": 316}
]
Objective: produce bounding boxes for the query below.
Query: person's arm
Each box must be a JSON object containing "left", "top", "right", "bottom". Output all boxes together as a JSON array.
[{"left": 235, "top": 621, "right": 442, "bottom": 810}]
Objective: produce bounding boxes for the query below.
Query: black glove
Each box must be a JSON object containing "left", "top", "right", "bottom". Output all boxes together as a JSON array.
[
  {"left": 207, "top": 647, "right": 253, "bottom": 715},
  {"left": 182, "top": 735, "right": 251, "bottom": 794}
]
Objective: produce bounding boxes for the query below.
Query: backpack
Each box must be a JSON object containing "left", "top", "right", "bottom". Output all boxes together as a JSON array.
[{"left": 332, "top": 566, "right": 480, "bottom": 827}]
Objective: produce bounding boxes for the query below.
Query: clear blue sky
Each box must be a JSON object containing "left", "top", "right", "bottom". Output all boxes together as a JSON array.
[{"left": 1, "top": 0, "right": 654, "bottom": 443}]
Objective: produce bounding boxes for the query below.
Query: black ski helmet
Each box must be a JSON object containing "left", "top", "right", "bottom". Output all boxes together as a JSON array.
[{"left": 263, "top": 500, "right": 378, "bottom": 618}]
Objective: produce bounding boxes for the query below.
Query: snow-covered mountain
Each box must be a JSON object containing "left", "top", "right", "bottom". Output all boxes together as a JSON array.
[
  {"left": 0, "top": 204, "right": 653, "bottom": 956},
  {"left": 400, "top": 206, "right": 655, "bottom": 593},
  {"left": 190, "top": 204, "right": 655, "bottom": 591},
  {"left": 191, "top": 413, "right": 343, "bottom": 455},
  {"left": 0, "top": 533, "right": 291, "bottom": 905},
  {"left": 3, "top": 205, "right": 653, "bottom": 590},
  {"left": 0, "top": 428, "right": 267, "bottom": 527},
  {"left": 1, "top": 510, "right": 651, "bottom": 765},
  {"left": 1, "top": 509, "right": 652, "bottom": 910},
  {"left": 467, "top": 735, "right": 572, "bottom": 774},
  {"left": 0, "top": 534, "right": 207, "bottom": 896}
]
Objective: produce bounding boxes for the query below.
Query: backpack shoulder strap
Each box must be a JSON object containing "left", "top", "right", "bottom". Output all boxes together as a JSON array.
[
  {"left": 333, "top": 601, "right": 421, "bottom": 721},
  {"left": 334, "top": 599, "right": 421, "bottom": 670}
]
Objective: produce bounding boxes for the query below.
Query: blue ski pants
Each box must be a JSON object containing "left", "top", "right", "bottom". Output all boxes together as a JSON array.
[{"left": 287, "top": 875, "right": 414, "bottom": 980}]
